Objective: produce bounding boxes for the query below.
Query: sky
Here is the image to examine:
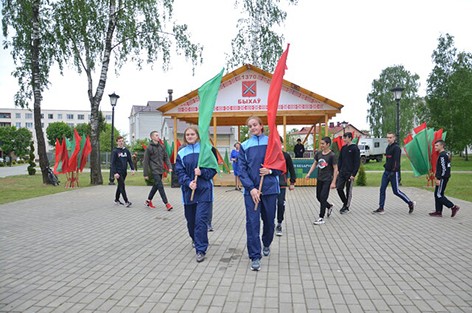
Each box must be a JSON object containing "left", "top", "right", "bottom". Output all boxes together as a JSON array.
[{"left": 1, "top": 0, "right": 471, "bottom": 137}]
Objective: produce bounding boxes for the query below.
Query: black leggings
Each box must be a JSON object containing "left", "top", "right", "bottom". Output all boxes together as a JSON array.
[
  {"left": 148, "top": 173, "right": 169, "bottom": 204},
  {"left": 115, "top": 172, "right": 128, "bottom": 203},
  {"left": 316, "top": 180, "right": 331, "bottom": 218}
]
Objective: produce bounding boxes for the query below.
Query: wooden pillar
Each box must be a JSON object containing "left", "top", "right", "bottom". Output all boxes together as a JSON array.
[
  {"left": 213, "top": 116, "right": 217, "bottom": 147},
  {"left": 283, "top": 115, "right": 287, "bottom": 151},
  {"left": 173, "top": 117, "right": 178, "bottom": 163},
  {"left": 324, "top": 114, "right": 329, "bottom": 136}
]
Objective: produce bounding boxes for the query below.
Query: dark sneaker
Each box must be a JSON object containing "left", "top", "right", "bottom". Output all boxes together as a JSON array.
[
  {"left": 451, "top": 205, "right": 460, "bottom": 217},
  {"left": 145, "top": 200, "right": 156, "bottom": 209},
  {"left": 125, "top": 201, "right": 132, "bottom": 208},
  {"left": 340, "top": 207, "right": 350, "bottom": 214},
  {"left": 372, "top": 208, "right": 385, "bottom": 215},
  {"left": 408, "top": 201, "right": 416, "bottom": 214},
  {"left": 208, "top": 225, "right": 214, "bottom": 232},
  {"left": 327, "top": 204, "right": 334, "bottom": 217},
  {"left": 196, "top": 253, "right": 205, "bottom": 263},
  {"left": 114, "top": 200, "right": 124, "bottom": 205},
  {"left": 251, "top": 259, "right": 261, "bottom": 271},
  {"left": 429, "top": 211, "right": 442, "bottom": 217},
  {"left": 313, "top": 218, "right": 325, "bottom": 225},
  {"left": 263, "top": 246, "right": 270, "bottom": 257},
  {"left": 165, "top": 203, "right": 173, "bottom": 211},
  {"left": 339, "top": 205, "right": 346, "bottom": 213},
  {"left": 275, "top": 224, "right": 283, "bottom": 236}
]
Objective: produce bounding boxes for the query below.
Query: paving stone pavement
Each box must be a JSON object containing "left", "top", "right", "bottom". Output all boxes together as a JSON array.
[{"left": 0, "top": 185, "right": 471, "bottom": 313}]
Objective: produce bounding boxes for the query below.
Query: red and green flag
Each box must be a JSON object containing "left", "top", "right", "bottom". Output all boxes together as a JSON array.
[
  {"left": 263, "top": 44, "right": 289, "bottom": 174},
  {"left": 197, "top": 68, "right": 224, "bottom": 171},
  {"left": 68, "top": 129, "right": 82, "bottom": 171}
]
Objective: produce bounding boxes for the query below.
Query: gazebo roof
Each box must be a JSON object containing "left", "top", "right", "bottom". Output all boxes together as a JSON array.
[{"left": 157, "top": 64, "right": 343, "bottom": 126}]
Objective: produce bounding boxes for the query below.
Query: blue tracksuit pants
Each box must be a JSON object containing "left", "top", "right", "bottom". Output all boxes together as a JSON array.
[
  {"left": 184, "top": 202, "right": 210, "bottom": 254},
  {"left": 379, "top": 171, "right": 412, "bottom": 209},
  {"left": 244, "top": 194, "right": 277, "bottom": 260}
]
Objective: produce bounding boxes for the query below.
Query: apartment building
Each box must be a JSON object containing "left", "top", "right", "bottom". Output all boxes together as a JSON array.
[{"left": 0, "top": 108, "right": 111, "bottom": 153}]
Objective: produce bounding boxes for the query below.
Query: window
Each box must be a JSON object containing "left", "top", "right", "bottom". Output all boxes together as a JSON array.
[
  {"left": 16, "top": 122, "right": 21, "bottom": 128},
  {"left": 66, "top": 114, "right": 74, "bottom": 120},
  {"left": 105, "top": 115, "right": 112, "bottom": 121},
  {"left": 78, "top": 114, "right": 85, "bottom": 120},
  {"left": 374, "top": 142, "right": 380, "bottom": 148},
  {"left": 67, "top": 123, "right": 74, "bottom": 127},
  {"left": 16, "top": 113, "right": 21, "bottom": 119},
  {"left": 41, "top": 113, "right": 44, "bottom": 119},
  {"left": 0, "top": 112, "right": 11, "bottom": 118},
  {"left": 57, "top": 114, "right": 63, "bottom": 119},
  {"left": 0, "top": 122, "right": 11, "bottom": 127},
  {"left": 25, "top": 113, "right": 33, "bottom": 119},
  {"left": 48, "top": 114, "right": 53, "bottom": 119},
  {"left": 26, "top": 122, "right": 33, "bottom": 128}
]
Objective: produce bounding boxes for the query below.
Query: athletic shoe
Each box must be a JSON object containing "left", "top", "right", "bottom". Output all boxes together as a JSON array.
[
  {"left": 275, "top": 224, "right": 283, "bottom": 236},
  {"left": 125, "top": 201, "right": 132, "bottom": 208},
  {"left": 429, "top": 211, "right": 442, "bottom": 217},
  {"left": 145, "top": 200, "right": 156, "bottom": 209},
  {"left": 372, "top": 208, "right": 385, "bottom": 215},
  {"left": 263, "top": 246, "right": 270, "bottom": 257},
  {"left": 339, "top": 205, "right": 346, "bottom": 213},
  {"left": 165, "top": 203, "right": 173, "bottom": 211},
  {"left": 208, "top": 225, "right": 214, "bottom": 232},
  {"left": 196, "top": 253, "right": 205, "bottom": 263},
  {"left": 340, "top": 207, "right": 350, "bottom": 214},
  {"left": 451, "top": 205, "right": 460, "bottom": 217},
  {"left": 313, "top": 218, "right": 325, "bottom": 225},
  {"left": 408, "top": 201, "right": 416, "bottom": 214},
  {"left": 192, "top": 241, "right": 195, "bottom": 248},
  {"left": 114, "top": 200, "right": 124, "bottom": 205},
  {"left": 251, "top": 259, "right": 261, "bottom": 271},
  {"left": 327, "top": 204, "right": 334, "bottom": 217}
]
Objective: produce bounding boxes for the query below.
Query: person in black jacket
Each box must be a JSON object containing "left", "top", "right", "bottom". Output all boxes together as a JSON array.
[
  {"left": 373, "top": 132, "right": 415, "bottom": 215},
  {"left": 111, "top": 136, "right": 135, "bottom": 207},
  {"left": 336, "top": 132, "right": 360, "bottom": 214},
  {"left": 294, "top": 138, "right": 305, "bottom": 158},
  {"left": 275, "top": 136, "right": 296, "bottom": 236},
  {"left": 429, "top": 140, "right": 460, "bottom": 217}
]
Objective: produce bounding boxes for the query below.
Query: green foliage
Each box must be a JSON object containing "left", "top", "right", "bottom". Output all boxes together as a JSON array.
[
  {"left": 226, "top": 0, "right": 298, "bottom": 71},
  {"left": 99, "top": 124, "right": 122, "bottom": 152},
  {"left": 129, "top": 138, "right": 150, "bottom": 152},
  {"left": 75, "top": 123, "right": 91, "bottom": 136},
  {"left": 426, "top": 33, "right": 472, "bottom": 154},
  {"left": 46, "top": 122, "right": 73, "bottom": 146},
  {"left": 366, "top": 65, "right": 421, "bottom": 139},
  {"left": 0, "top": 126, "right": 33, "bottom": 161},
  {"left": 356, "top": 164, "right": 366, "bottom": 186},
  {"left": 27, "top": 141, "right": 36, "bottom": 175}
]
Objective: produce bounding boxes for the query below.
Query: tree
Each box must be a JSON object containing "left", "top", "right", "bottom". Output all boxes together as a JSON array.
[
  {"left": 226, "top": 0, "right": 298, "bottom": 72},
  {"left": 50, "top": 0, "right": 203, "bottom": 185},
  {"left": 27, "top": 141, "right": 36, "bottom": 175},
  {"left": 426, "top": 33, "right": 472, "bottom": 155},
  {"left": 100, "top": 124, "right": 121, "bottom": 152},
  {"left": 0, "top": 126, "right": 33, "bottom": 166},
  {"left": 46, "top": 122, "right": 73, "bottom": 147},
  {"left": 366, "top": 65, "right": 421, "bottom": 140},
  {"left": 2, "top": 0, "right": 58, "bottom": 183}
]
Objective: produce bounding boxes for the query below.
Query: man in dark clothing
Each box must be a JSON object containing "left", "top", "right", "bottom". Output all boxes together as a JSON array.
[
  {"left": 143, "top": 131, "right": 173, "bottom": 210},
  {"left": 373, "top": 132, "right": 415, "bottom": 215},
  {"left": 336, "top": 132, "right": 360, "bottom": 214},
  {"left": 294, "top": 138, "right": 305, "bottom": 158},
  {"left": 111, "top": 136, "right": 135, "bottom": 207},
  {"left": 429, "top": 140, "right": 460, "bottom": 217},
  {"left": 276, "top": 136, "right": 296, "bottom": 236}
]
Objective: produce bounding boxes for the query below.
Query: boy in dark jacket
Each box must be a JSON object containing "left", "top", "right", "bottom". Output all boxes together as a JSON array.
[
  {"left": 143, "top": 131, "right": 173, "bottom": 210},
  {"left": 275, "top": 136, "right": 296, "bottom": 236},
  {"left": 336, "top": 132, "right": 360, "bottom": 214},
  {"left": 429, "top": 140, "right": 460, "bottom": 217},
  {"left": 111, "top": 136, "right": 135, "bottom": 207},
  {"left": 373, "top": 132, "right": 415, "bottom": 215}
]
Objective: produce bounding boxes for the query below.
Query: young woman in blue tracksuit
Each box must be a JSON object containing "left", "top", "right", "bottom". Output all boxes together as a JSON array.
[
  {"left": 238, "top": 116, "right": 281, "bottom": 271},
  {"left": 175, "top": 126, "right": 217, "bottom": 263}
]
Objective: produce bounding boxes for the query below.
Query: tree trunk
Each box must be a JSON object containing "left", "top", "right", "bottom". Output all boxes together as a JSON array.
[
  {"left": 88, "top": 2, "right": 118, "bottom": 185},
  {"left": 31, "top": 0, "right": 49, "bottom": 184}
]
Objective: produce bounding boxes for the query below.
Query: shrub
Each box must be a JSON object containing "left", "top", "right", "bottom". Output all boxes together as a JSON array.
[
  {"left": 27, "top": 141, "right": 36, "bottom": 175},
  {"left": 356, "top": 164, "right": 367, "bottom": 186}
]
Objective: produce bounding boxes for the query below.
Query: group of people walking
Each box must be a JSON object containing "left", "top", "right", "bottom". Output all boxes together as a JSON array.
[{"left": 111, "top": 119, "right": 460, "bottom": 271}]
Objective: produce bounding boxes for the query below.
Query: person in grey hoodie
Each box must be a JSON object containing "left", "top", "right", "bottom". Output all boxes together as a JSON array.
[{"left": 143, "top": 131, "right": 173, "bottom": 210}]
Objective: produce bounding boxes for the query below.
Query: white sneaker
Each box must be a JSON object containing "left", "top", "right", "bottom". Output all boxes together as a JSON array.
[{"left": 313, "top": 218, "right": 325, "bottom": 225}]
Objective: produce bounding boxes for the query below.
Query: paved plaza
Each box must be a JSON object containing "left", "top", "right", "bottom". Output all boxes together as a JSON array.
[{"left": 0, "top": 184, "right": 471, "bottom": 312}]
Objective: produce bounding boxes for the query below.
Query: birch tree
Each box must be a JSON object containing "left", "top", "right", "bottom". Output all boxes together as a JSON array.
[{"left": 51, "top": 0, "right": 203, "bottom": 184}]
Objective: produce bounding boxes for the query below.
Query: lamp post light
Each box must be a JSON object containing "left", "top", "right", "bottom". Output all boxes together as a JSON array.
[
  {"left": 341, "top": 121, "right": 348, "bottom": 135},
  {"left": 390, "top": 86, "right": 404, "bottom": 141},
  {"left": 108, "top": 92, "right": 120, "bottom": 185}
]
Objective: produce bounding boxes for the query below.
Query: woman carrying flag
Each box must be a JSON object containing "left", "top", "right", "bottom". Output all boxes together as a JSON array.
[
  {"left": 239, "top": 116, "right": 282, "bottom": 271},
  {"left": 175, "top": 126, "right": 217, "bottom": 263}
]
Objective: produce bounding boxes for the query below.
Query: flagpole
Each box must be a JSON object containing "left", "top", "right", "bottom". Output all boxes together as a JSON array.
[
  {"left": 254, "top": 175, "right": 264, "bottom": 210},
  {"left": 190, "top": 174, "right": 198, "bottom": 201}
]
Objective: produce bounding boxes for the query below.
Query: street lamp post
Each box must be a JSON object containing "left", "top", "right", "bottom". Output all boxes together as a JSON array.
[
  {"left": 108, "top": 92, "right": 120, "bottom": 185},
  {"left": 390, "top": 86, "right": 404, "bottom": 141},
  {"left": 341, "top": 121, "right": 348, "bottom": 135}
]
